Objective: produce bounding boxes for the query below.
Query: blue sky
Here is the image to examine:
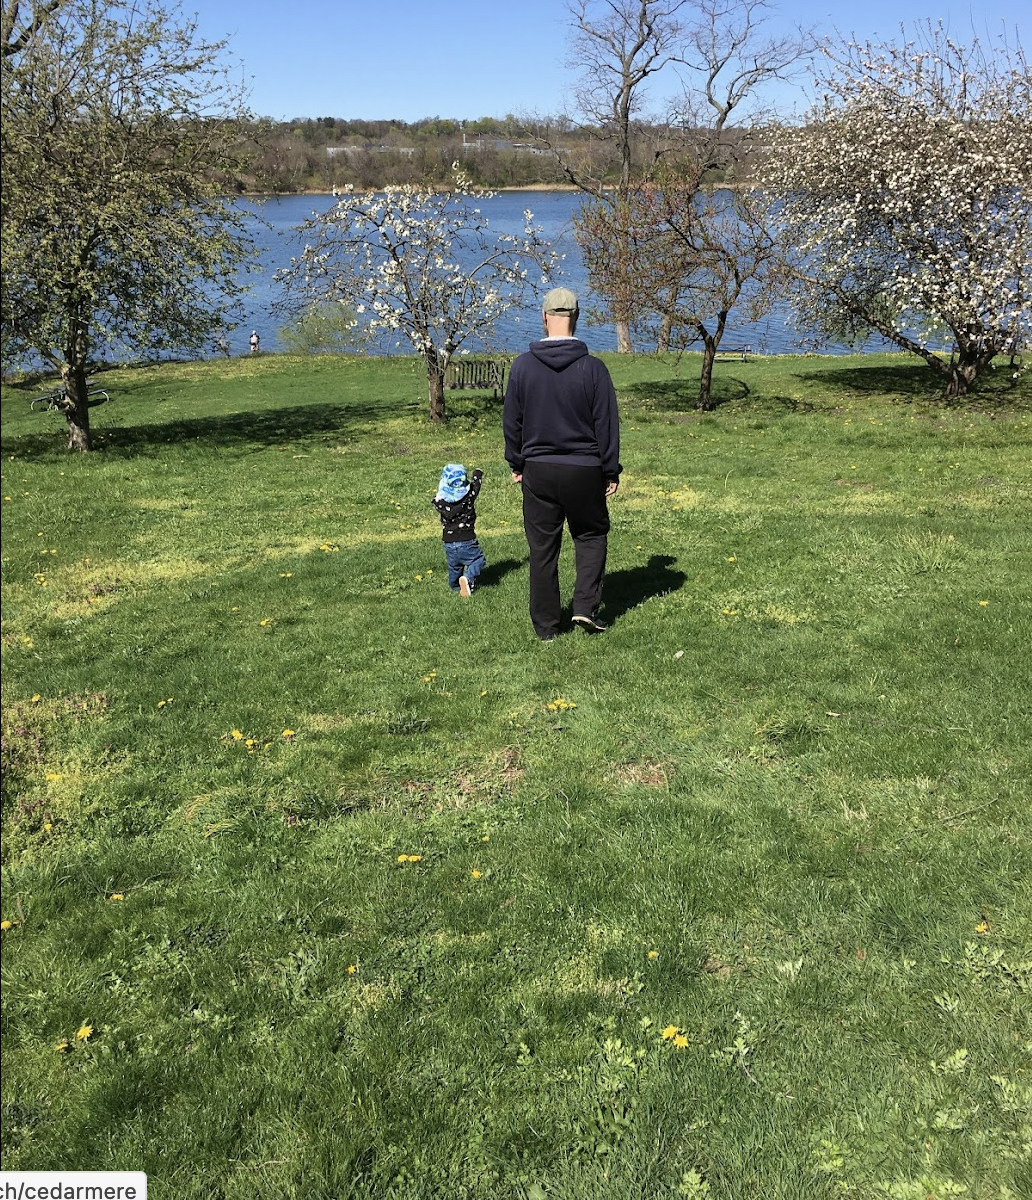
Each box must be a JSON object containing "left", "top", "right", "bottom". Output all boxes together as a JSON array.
[{"left": 192, "top": 1, "right": 1025, "bottom": 123}]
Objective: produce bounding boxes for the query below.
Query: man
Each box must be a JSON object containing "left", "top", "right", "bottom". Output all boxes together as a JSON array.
[{"left": 503, "top": 286, "right": 621, "bottom": 640}]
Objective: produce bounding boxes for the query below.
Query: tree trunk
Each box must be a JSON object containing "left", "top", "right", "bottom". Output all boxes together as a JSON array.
[
  {"left": 696, "top": 346, "right": 717, "bottom": 411},
  {"left": 696, "top": 317, "right": 728, "bottom": 411},
  {"left": 63, "top": 365, "right": 93, "bottom": 452},
  {"left": 945, "top": 351, "right": 985, "bottom": 399},
  {"left": 426, "top": 359, "right": 447, "bottom": 423},
  {"left": 615, "top": 318, "right": 633, "bottom": 355}
]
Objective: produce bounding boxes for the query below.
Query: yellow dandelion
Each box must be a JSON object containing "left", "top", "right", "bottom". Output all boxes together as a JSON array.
[
  {"left": 415, "top": 574, "right": 423, "bottom": 582},
  {"left": 231, "top": 606, "right": 240, "bottom": 612},
  {"left": 279, "top": 572, "right": 293, "bottom": 578},
  {"left": 673, "top": 1034, "right": 689, "bottom": 1049},
  {"left": 481, "top": 835, "right": 490, "bottom": 842},
  {"left": 55, "top": 1040, "right": 71, "bottom": 1053},
  {"left": 108, "top": 893, "right": 126, "bottom": 902},
  {"left": 397, "top": 854, "right": 423, "bottom": 864},
  {"left": 975, "top": 920, "right": 990, "bottom": 934},
  {"left": 347, "top": 964, "right": 358, "bottom": 974},
  {"left": 1, "top": 920, "right": 15, "bottom": 931},
  {"left": 282, "top": 729, "right": 296, "bottom": 739},
  {"left": 661, "top": 1025, "right": 680, "bottom": 1041},
  {"left": 727, "top": 556, "right": 737, "bottom": 563},
  {"left": 471, "top": 869, "right": 483, "bottom": 880},
  {"left": 31, "top": 694, "right": 42, "bottom": 703},
  {"left": 978, "top": 600, "right": 989, "bottom": 607},
  {"left": 76, "top": 1023, "right": 93, "bottom": 1041},
  {"left": 259, "top": 618, "right": 273, "bottom": 627},
  {"left": 230, "top": 729, "right": 244, "bottom": 740},
  {"left": 648, "top": 950, "right": 659, "bottom": 960},
  {"left": 45, "top": 772, "right": 62, "bottom": 782}
]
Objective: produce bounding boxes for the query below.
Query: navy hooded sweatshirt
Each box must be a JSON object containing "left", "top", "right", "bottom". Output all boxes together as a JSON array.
[{"left": 503, "top": 338, "right": 621, "bottom": 479}]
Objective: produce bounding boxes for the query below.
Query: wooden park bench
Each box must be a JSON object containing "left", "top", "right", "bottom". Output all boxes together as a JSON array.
[
  {"left": 714, "top": 344, "right": 752, "bottom": 363},
  {"left": 29, "top": 379, "right": 110, "bottom": 412},
  {"left": 445, "top": 357, "right": 508, "bottom": 397}
]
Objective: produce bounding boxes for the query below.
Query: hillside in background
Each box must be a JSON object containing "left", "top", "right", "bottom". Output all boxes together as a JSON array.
[{"left": 230, "top": 115, "right": 765, "bottom": 193}]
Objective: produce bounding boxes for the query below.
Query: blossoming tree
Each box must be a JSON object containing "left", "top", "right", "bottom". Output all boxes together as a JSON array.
[
  {"left": 763, "top": 22, "right": 1031, "bottom": 397},
  {"left": 276, "top": 169, "right": 557, "bottom": 422}
]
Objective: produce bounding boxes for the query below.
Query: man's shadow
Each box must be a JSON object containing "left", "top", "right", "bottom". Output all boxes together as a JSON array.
[{"left": 603, "top": 554, "right": 687, "bottom": 622}]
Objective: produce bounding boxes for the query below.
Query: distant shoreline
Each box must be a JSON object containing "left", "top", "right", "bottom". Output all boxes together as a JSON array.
[{"left": 239, "top": 183, "right": 583, "bottom": 198}]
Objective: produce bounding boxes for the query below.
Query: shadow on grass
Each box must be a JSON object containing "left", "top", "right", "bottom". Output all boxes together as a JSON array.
[
  {"left": 620, "top": 376, "right": 748, "bottom": 414},
  {"left": 792, "top": 362, "right": 1030, "bottom": 408},
  {"left": 1, "top": 399, "right": 394, "bottom": 461},
  {"left": 477, "top": 557, "right": 525, "bottom": 589},
  {"left": 793, "top": 363, "right": 940, "bottom": 398},
  {"left": 440, "top": 390, "right": 505, "bottom": 429},
  {"left": 604, "top": 554, "right": 688, "bottom": 623}
]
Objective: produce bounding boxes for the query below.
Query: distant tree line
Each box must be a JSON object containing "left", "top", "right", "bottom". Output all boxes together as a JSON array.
[{"left": 232, "top": 115, "right": 761, "bottom": 194}]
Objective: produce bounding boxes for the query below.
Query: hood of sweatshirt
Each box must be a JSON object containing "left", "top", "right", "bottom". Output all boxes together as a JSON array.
[{"left": 529, "top": 338, "right": 590, "bottom": 371}]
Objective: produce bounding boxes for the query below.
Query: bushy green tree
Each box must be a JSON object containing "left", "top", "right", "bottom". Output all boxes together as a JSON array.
[
  {"left": 1, "top": 0, "right": 257, "bottom": 450},
  {"left": 277, "top": 302, "right": 364, "bottom": 356}
]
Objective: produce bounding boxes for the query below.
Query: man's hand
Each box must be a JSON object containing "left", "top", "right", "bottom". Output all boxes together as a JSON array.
[
  {"left": 511, "top": 471, "right": 523, "bottom": 484},
  {"left": 605, "top": 478, "right": 619, "bottom": 497}
]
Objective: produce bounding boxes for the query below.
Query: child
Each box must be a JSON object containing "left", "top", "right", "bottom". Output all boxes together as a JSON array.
[{"left": 433, "top": 463, "right": 486, "bottom": 597}]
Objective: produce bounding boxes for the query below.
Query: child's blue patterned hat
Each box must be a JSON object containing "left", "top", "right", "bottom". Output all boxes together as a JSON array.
[{"left": 436, "top": 463, "right": 469, "bottom": 503}]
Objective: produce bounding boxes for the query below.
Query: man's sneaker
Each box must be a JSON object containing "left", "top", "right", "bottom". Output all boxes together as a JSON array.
[
  {"left": 459, "top": 576, "right": 472, "bottom": 598},
  {"left": 572, "top": 612, "right": 607, "bottom": 633}
]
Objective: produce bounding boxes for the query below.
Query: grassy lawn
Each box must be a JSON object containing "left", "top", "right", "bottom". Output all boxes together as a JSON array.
[{"left": 1, "top": 351, "right": 1030, "bottom": 1199}]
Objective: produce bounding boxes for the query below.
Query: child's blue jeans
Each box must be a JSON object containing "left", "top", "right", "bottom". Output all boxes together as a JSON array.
[{"left": 443, "top": 539, "right": 486, "bottom": 591}]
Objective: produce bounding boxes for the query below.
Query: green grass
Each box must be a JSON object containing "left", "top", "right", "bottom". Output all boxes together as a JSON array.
[{"left": 2, "top": 351, "right": 1030, "bottom": 1200}]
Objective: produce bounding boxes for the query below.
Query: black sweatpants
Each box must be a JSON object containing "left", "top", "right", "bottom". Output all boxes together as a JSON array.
[{"left": 521, "top": 460, "right": 610, "bottom": 639}]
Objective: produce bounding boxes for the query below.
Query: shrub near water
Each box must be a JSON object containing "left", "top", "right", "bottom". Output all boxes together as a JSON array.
[{"left": 1, "top": 353, "right": 1030, "bottom": 1199}]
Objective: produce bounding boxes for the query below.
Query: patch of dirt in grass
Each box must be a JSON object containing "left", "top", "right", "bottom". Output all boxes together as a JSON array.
[
  {"left": 612, "top": 761, "right": 669, "bottom": 788},
  {"left": 358, "top": 746, "right": 525, "bottom": 814}
]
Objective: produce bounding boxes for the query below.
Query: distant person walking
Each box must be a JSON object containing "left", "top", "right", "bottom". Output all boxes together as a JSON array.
[
  {"left": 249, "top": 330, "right": 260, "bottom": 355},
  {"left": 503, "top": 287, "right": 621, "bottom": 640}
]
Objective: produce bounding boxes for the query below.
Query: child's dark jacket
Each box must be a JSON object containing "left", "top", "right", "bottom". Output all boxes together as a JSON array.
[{"left": 433, "top": 469, "right": 483, "bottom": 542}]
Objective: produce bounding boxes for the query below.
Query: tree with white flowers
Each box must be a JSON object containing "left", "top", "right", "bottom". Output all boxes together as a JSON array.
[
  {"left": 763, "top": 21, "right": 1031, "bottom": 397},
  {"left": 276, "top": 169, "right": 557, "bottom": 422}
]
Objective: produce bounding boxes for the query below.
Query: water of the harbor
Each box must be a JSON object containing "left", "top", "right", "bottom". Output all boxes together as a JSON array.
[{"left": 230, "top": 190, "right": 897, "bottom": 359}]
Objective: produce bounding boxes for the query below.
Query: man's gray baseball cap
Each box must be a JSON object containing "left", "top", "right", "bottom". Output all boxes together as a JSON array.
[{"left": 543, "top": 287, "right": 579, "bottom": 315}]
